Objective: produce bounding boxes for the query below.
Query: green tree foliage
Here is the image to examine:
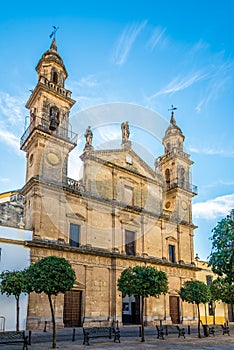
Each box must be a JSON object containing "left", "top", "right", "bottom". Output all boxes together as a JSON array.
[
  {"left": 179, "top": 280, "right": 211, "bottom": 338},
  {"left": 208, "top": 210, "right": 234, "bottom": 283},
  {"left": 27, "top": 256, "right": 76, "bottom": 348},
  {"left": 209, "top": 278, "right": 225, "bottom": 324},
  {"left": 0, "top": 270, "right": 29, "bottom": 332},
  {"left": 211, "top": 277, "right": 234, "bottom": 305},
  {"left": 118, "top": 265, "right": 168, "bottom": 342}
]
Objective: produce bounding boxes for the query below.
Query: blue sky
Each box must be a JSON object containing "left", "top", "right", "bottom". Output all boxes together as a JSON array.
[{"left": 0, "top": 0, "right": 233, "bottom": 260}]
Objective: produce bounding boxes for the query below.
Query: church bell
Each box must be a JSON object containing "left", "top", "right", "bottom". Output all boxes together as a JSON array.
[{"left": 49, "top": 119, "right": 58, "bottom": 130}]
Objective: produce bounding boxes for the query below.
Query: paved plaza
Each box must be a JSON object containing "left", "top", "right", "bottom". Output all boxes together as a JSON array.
[{"left": 3, "top": 326, "right": 234, "bottom": 349}]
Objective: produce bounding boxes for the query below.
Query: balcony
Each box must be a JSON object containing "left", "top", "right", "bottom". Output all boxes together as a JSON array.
[
  {"left": 38, "top": 76, "right": 72, "bottom": 99},
  {"left": 20, "top": 116, "right": 78, "bottom": 148},
  {"left": 167, "top": 181, "right": 198, "bottom": 195},
  {"left": 66, "top": 178, "right": 85, "bottom": 193}
]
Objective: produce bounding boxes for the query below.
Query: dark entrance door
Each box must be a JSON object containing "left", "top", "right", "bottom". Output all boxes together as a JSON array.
[
  {"left": 63, "top": 290, "right": 82, "bottom": 327},
  {"left": 131, "top": 297, "right": 141, "bottom": 324},
  {"left": 228, "top": 304, "right": 234, "bottom": 322},
  {"left": 169, "top": 296, "right": 180, "bottom": 324}
]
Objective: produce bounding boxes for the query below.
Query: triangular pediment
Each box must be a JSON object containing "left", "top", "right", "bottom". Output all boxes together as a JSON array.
[
  {"left": 83, "top": 148, "right": 158, "bottom": 181},
  {"left": 66, "top": 212, "right": 86, "bottom": 221}
]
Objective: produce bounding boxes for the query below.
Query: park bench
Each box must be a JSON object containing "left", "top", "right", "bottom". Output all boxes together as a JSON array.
[
  {"left": 156, "top": 324, "right": 186, "bottom": 339},
  {"left": 207, "top": 324, "right": 230, "bottom": 336},
  {"left": 0, "top": 331, "right": 28, "bottom": 349},
  {"left": 83, "top": 324, "right": 120, "bottom": 345}
]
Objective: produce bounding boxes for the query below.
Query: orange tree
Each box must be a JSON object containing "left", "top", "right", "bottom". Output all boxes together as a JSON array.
[
  {"left": 0, "top": 269, "right": 29, "bottom": 331},
  {"left": 27, "top": 256, "right": 75, "bottom": 348},
  {"left": 179, "top": 280, "right": 211, "bottom": 338},
  {"left": 118, "top": 265, "right": 168, "bottom": 342}
]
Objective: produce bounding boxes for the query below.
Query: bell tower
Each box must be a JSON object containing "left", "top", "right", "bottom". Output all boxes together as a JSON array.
[
  {"left": 157, "top": 110, "right": 197, "bottom": 224},
  {"left": 20, "top": 39, "right": 77, "bottom": 235},
  {"left": 21, "top": 39, "right": 76, "bottom": 183}
]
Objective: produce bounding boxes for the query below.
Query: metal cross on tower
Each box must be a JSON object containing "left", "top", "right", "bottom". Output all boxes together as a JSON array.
[{"left": 49, "top": 26, "right": 59, "bottom": 40}]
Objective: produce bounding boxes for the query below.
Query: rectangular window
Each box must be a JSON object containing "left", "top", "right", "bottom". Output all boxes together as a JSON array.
[
  {"left": 168, "top": 244, "right": 176, "bottom": 263},
  {"left": 124, "top": 185, "right": 134, "bottom": 205},
  {"left": 125, "top": 230, "right": 136, "bottom": 256},
  {"left": 208, "top": 302, "right": 214, "bottom": 316},
  {"left": 206, "top": 275, "right": 213, "bottom": 286},
  {"left": 69, "top": 224, "right": 80, "bottom": 247}
]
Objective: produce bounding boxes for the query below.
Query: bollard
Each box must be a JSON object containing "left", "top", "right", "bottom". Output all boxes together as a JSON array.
[
  {"left": 139, "top": 326, "right": 141, "bottom": 337},
  {"left": 43, "top": 321, "right": 47, "bottom": 332},
  {"left": 28, "top": 330, "right": 32, "bottom": 345},
  {"left": 188, "top": 325, "right": 191, "bottom": 335},
  {"left": 72, "top": 328, "right": 76, "bottom": 341}
]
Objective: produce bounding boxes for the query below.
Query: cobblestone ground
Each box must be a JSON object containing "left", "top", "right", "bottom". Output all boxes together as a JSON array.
[{"left": 6, "top": 334, "right": 234, "bottom": 350}]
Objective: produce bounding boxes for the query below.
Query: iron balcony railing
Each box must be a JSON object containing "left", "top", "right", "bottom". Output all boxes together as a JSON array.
[
  {"left": 66, "top": 177, "right": 85, "bottom": 193},
  {"left": 20, "top": 116, "right": 78, "bottom": 148},
  {"left": 167, "top": 180, "right": 198, "bottom": 195}
]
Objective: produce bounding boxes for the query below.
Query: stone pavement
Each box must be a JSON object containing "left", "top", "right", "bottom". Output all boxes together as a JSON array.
[{"left": 3, "top": 326, "right": 234, "bottom": 349}]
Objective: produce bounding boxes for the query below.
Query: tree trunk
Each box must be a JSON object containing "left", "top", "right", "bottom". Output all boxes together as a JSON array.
[
  {"left": 204, "top": 303, "right": 207, "bottom": 324},
  {"left": 197, "top": 304, "right": 201, "bottom": 338},
  {"left": 48, "top": 294, "right": 56, "bottom": 349},
  {"left": 213, "top": 303, "right": 216, "bottom": 325},
  {"left": 140, "top": 296, "right": 145, "bottom": 342},
  {"left": 16, "top": 296, "right": 20, "bottom": 332}
]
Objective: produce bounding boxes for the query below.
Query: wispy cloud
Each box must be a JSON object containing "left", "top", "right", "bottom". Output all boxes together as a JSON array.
[
  {"left": 0, "top": 178, "right": 10, "bottom": 183},
  {"left": 77, "top": 75, "right": 100, "bottom": 88},
  {"left": 0, "top": 91, "right": 25, "bottom": 125},
  {"left": 112, "top": 20, "right": 147, "bottom": 65},
  {"left": 147, "top": 71, "right": 208, "bottom": 101},
  {"left": 146, "top": 26, "right": 167, "bottom": 51},
  {"left": 195, "top": 60, "right": 234, "bottom": 112},
  {"left": 204, "top": 179, "right": 234, "bottom": 189},
  {"left": 0, "top": 129, "right": 20, "bottom": 153},
  {"left": 189, "top": 39, "right": 210, "bottom": 56},
  {"left": 188, "top": 145, "right": 234, "bottom": 157},
  {"left": 73, "top": 95, "right": 111, "bottom": 112},
  {"left": 193, "top": 194, "right": 234, "bottom": 219}
]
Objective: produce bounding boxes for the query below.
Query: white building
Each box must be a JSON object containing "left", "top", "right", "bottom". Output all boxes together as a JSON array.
[{"left": 0, "top": 226, "right": 32, "bottom": 331}]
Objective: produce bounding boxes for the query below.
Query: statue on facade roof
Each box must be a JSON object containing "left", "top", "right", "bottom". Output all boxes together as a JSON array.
[
  {"left": 121, "top": 121, "right": 130, "bottom": 143},
  {"left": 84, "top": 126, "right": 93, "bottom": 151}
]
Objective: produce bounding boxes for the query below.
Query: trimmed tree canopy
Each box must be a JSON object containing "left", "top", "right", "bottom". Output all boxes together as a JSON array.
[
  {"left": 118, "top": 265, "right": 168, "bottom": 342},
  {"left": 0, "top": 270, "right": 28, "bottom": 297},
  {"left": 27, "top": 255, "right": 76, "bottom": 296},
  {"left": 179, "top": 280, "right": 211, "bottom": 305},
  {"left": 117, "top": 265, "right": 168, "bottom": 298}
]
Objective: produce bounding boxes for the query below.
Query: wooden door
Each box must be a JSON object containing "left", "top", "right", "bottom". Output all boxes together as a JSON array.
[
  {"left": 63, "top": 290, "right": 82, "bottom": 327},
  {"left": 169, "top": 296, "right": 180, "bottom": 324}
]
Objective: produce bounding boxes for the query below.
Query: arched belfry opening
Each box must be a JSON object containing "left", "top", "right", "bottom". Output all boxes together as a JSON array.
[
  {"left": 165, "top": 168, "right": 171, "bottom": 189},
  {"left": 49, "top": 106, "right": 60, "bottom": 131},
  {"left": 53, "top": 71, "right": 58, "bottom": 84}
]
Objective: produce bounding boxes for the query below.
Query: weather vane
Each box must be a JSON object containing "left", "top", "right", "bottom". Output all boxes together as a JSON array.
[
  {"left": 49, "top": 26, "right": 59, "bottom": 40},
  {"left": 168, "top": 105, "right": 177, "bottom": 125},
  {"left": 168, "top": 104, "right": 177, "bottom": 112}
]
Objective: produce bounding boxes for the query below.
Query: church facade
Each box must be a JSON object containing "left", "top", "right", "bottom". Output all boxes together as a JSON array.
[{"left": 19, "top": 40, "right": 199, "bottom": 329}]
